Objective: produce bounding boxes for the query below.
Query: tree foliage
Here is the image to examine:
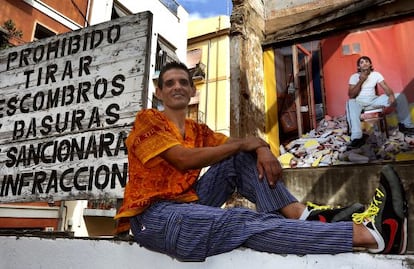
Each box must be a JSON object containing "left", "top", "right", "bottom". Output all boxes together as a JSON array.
[{"left": 1, "top": 19, "right": 23, "bottom": 50}]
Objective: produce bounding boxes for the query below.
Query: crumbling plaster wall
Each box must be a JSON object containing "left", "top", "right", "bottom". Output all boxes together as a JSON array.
[
  {"left": 1, "top": 235, "right": 412, "bottom": 269},
  {"left": 264, "top": 0, "right": 357, "bottom": 32},
  {"left": 230, "top": 0, "right": 266, "bottom": 138}
]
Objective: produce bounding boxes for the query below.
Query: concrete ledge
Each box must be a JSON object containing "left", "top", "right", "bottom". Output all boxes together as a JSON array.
[
  {"left": 1, "top": 235, "right": 413, "bottom": 269},
  {"left": 282, "top": 161, "right": 414, "bottom": 251}
]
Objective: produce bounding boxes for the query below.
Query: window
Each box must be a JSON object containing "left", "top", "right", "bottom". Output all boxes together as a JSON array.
[
  {"left": 155, "top": 37, "right": 178, "bottom": 72},
  {"left": 342, "top": 44, "right": 351, "bottom": 55},
  {"left": 33, "top": 23, "right": 55, "bottom": 41},
  {"left": 159, "top": 0, "right": 179, "bottom": 16},
  {"left": 111, "top": 2, "right": 131, "bottom": 20},
  {"left": 187, "top": 49, "right": 205, "bottom": 82},
  {"left": 342, "top": 42, "right": 361, "bottom": 55},
  {"left": 0, "top": 27, "right": 9, "bottom": 48}
]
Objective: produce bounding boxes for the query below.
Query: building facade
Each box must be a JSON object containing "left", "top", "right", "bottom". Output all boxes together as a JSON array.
[{"left": 187, "top": 15, "right": 231, "bottom": 136}]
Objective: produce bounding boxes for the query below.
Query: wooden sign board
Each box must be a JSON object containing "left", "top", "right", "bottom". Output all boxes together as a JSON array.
[{"left": 0, "top": 12, "right": 153, "bottom": 202}]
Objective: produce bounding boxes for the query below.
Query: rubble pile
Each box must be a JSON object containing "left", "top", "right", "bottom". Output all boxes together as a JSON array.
[{"left": 278, "top": 115, "right": 414, "bottom": 168}]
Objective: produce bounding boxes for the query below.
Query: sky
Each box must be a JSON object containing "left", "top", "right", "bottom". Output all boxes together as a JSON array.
[{"left": 176, "top": 0, "right": 232, "bottom": 20}]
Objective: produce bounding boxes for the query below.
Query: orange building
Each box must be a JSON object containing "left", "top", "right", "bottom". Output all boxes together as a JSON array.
[{"left": 0, "top": 0, "right": 89, "bottom": 46}]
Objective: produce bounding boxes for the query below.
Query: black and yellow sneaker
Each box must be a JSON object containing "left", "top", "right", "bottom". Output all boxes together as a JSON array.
[
  {"left": 304, "top": 201, "right": 365, "bottom": 223},
  {"left": 352, "top": 165, "right": 408, "bottom": 254}
]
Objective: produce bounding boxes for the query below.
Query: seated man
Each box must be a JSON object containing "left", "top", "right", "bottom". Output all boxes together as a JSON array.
[
  {"left": 115, "top": 61, "right": 408, "bottom": 261},
  {"left": 346, "top": 55, "right": 414, "bottom": 148}
]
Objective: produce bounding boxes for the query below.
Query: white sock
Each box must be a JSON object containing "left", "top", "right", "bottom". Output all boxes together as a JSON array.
[
  {"left": 364, "top": 222, "right": 385, "bottom": 253},
  {"left": 299, "top": 207, "right": 311, "bottom": 220}
]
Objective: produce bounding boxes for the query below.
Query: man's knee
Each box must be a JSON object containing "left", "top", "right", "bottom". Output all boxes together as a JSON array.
[
  {"left": 347, "top": 99, "right": 364, "bottom": 113},
  {"left": 234, "top": 152, "right": 257, "bottom": 166},
  {"left": 396, "top": 92, "right": 407, "bottom": 103},
  {"left": 347, "top": 99, "right": 357, "bottom": 106},
  {"left": 346, "top": 99, "right": 356, "bottom": 111}
]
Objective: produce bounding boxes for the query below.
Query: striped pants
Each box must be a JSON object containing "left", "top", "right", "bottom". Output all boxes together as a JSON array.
[{"left": 130, "top": 152, "right": 353, "bottom": 261}]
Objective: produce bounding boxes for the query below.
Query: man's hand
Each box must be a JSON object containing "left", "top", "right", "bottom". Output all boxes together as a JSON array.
[
  {"left": 238, "top": 136, "right": 269, "bottom": 152},
  {"left": 227, "top": 136, "right": 283, "bottom": 187},
  {"left": 388, "top": 94, "right": 396, "bottom": 105},
  {"left": 255, "top": 146, "right": 283, "bottom": 188},
  {"left": 349, "top": 69, "right": 370, "bottom": 98},
  {"left": 359, "top": 69, "right": 370, "bottom": 82},
  {"left": 378, "top": 80, "right": 396, "bottom": 106}
]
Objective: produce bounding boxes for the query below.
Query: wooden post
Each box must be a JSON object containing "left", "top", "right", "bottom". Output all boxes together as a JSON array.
[{"left": 292, "top": 44, "right": 303, "bottom": 136}]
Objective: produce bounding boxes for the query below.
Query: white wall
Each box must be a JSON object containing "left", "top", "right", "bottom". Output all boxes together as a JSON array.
[
  {"left": 1, "top": 236, "right": 411, "bottom": 269},
  {"left": 88, "top": 0, "right": 114, "bottom": 25},
  {"left": 118, "top": 0, "right": 189, "bottom": 108},
  {"left": 64, "top": 200, "right": 89, "bottom": 236},
  {"left": 119, "top": 0, "right": 188, "bottom": 61}
]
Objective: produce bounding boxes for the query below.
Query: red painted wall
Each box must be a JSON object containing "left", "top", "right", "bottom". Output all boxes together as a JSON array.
[
  {"left": 0, "top": 202, "right": 60, "bottom": 231},
  {"left": 321, "top": 17, "right": 414, "bottom": 117},
  {"left": 0, "top": 0, "right": 89, "bottom": 45}
]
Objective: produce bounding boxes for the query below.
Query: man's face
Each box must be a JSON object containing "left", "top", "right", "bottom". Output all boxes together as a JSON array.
[
  {"left": 358, "top": 58, "right": 372, "bottom": 72},
  {"left": 156, "top": 68, "right": 195, "bottom": 110}
]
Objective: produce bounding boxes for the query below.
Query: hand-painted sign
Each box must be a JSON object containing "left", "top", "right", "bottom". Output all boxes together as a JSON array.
[{"left": 0, "top": 12, "right": 152, "bottom": 202}]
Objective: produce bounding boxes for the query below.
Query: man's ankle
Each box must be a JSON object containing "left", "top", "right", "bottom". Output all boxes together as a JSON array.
[{"left": 280, "top": 202, "right": 307, "bottom": 219}]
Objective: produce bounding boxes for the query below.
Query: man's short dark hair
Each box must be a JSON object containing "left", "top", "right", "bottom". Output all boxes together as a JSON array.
[
  {"left": 357, "top": 56, "right": 374, "bottom": 72},
  {"left": 157, "top": 61, "right": 193, "bottom": 89}
]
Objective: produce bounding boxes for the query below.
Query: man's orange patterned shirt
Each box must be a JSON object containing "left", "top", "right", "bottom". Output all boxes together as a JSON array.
[{"left": 114, "top": 109, "right": 228, "bottom": 233}]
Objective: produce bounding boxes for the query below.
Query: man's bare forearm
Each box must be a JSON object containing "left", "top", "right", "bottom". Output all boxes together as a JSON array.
[{"left": 161, "top": 137, "right": 269, "bottom": 171}]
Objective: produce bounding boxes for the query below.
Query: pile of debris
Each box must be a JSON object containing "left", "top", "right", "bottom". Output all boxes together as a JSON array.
[{"left": 278, "top": 115, "right": 414, "bottom": 168}]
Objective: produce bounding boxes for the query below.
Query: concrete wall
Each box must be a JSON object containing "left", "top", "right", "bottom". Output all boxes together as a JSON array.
[
  {"left": 1, "top": 160, "right": 412, "bottom": 268},
  {"left": 117, "top": 0, "right": 188, "bottom": 62},
  {"left": 283, "top": 161, "right": 414, "bottom": 251},
  {"left": 1, "top": 235, "right": 412, "bottom": 269},
  {"left": 230, "top": 0, "right": 266, "bottom": 138}
]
